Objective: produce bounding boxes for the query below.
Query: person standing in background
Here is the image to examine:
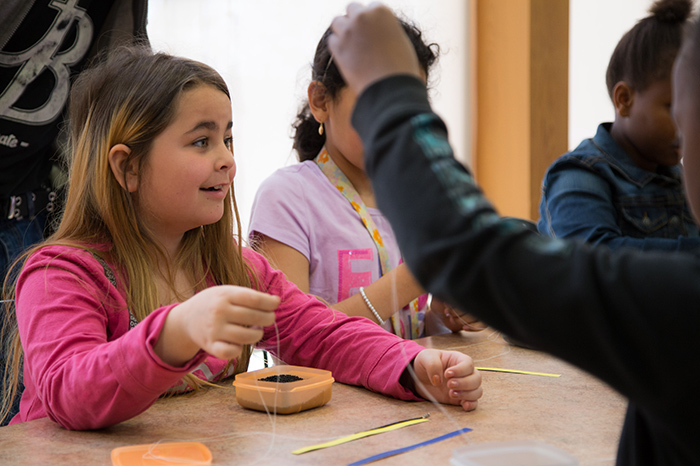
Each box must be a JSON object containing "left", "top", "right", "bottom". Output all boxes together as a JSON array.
[
  {"left": 0, "top": 0, "right": 149, "bottom": 426},
  {"left": 1, "top": 0, "right": 149, "bottom": 281}
]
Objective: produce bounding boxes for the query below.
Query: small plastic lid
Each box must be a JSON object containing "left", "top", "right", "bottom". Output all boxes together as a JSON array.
[
  {"left": 451, "top": 440, "right": 578, "bottom": 466},
  {"left": 111, "top": 441, "right": 212, "bottom": 465},
  {"left": 233, "top": 365, "right": 333, "bottom": 392}
]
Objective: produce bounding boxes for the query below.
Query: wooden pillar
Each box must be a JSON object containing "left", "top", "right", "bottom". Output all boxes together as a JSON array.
[{"left": 473, "top": 0, "right": 569, "bottom": 221}]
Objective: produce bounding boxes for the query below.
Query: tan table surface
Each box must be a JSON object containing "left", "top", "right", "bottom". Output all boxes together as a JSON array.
[{"left": 0, "top": 330, "right": 626, "bottom": 465}]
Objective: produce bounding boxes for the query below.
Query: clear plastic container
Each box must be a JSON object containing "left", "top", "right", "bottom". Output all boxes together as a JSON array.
[
  {"left": 451, "top": 440, "right": 578, "bottom": 466},
  {"left": 232, "top": 365, "right": 334, "bottom": 414}
]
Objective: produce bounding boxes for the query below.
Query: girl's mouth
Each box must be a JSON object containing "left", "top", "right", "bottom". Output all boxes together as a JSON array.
[{"left": 201, "top": 184, "right": 226, "bottom": 192}]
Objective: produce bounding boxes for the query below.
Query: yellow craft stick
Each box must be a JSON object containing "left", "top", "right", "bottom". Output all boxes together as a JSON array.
[
  {"left": 476, "top": 366, "right": 561, "bottom": 378},
  {"left": 292, "top": 415, "right": 429, "bottom": 455}
]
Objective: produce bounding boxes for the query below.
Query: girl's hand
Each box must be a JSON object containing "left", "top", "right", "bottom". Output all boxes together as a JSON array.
[
  {"left": 156, "top": 285, "right": 279, "bottom": 366},
  {"left": 411, "top": 349, "right": 482, "bottom": 411},
  {"left": 429, "top": 297, "right": 487, "bottom": 333}
]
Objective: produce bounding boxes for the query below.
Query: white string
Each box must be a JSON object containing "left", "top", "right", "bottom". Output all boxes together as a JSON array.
[
  {"left": 579, "top": 458, "right": 617, "bottom": 465},
  {"left": 387, "top": 269, "right": 477, "bottom": 451},
  {"left": 144, "top": 262, "right": 512, "bottom": 463},
  {"left": 248, "top": 320, "right": 283, "bottom": 465},
  {"left": 146, "top": 318, "right": 353, "bottom": 465}
]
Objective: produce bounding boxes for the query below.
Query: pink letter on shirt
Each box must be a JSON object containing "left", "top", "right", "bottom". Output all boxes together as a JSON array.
[{"left": 337, "top": 249, "right": 374, "bottom": 301}]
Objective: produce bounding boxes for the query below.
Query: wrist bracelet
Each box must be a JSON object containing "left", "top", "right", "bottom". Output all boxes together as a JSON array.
[{"left": 359, "top": 287, "right": 385, "bottom": 325}]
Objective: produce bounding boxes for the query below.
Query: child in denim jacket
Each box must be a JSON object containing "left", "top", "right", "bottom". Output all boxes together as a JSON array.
[{"left": 538, "top": 0, "right": 700, "bottom": 253}]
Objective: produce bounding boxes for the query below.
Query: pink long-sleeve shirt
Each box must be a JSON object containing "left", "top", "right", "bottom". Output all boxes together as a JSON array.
[{"left": 12, "top": 245, "right": 423, "bottom": 430}]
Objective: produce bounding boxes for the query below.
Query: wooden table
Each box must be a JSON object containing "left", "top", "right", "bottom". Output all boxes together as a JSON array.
[{"left": 0, "top": 330, "right": 626, "bottom": 465}]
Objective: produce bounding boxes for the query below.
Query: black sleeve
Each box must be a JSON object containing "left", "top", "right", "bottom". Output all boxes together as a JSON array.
[{"left": 353, "top": 74, "right": 700, "bottom": 427}]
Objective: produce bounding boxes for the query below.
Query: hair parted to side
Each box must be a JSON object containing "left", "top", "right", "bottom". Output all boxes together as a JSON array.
[
  {"left": 606, "top": 0, "right": 693, "bottom": 99},
  {"left": 292, "top": 17, "right": 440, "bottom": 162},
  {"left": 1, "top": 46, "right": 256, "bottom": 422}
]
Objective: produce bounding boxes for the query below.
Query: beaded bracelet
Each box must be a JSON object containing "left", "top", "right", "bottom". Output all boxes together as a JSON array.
[{"left": 359, "top": 287, "right": 385, "bottom": 325}]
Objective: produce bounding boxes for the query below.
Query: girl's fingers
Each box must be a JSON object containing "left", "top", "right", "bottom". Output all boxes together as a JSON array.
[
  {"left": 219, "top": 286, "right": 281, "bottom": 312},
  {"left": 443, "top": 352, "right": 475, "bottom": 377},
  {"left": 206, "top": 327, "right": 264, "bottom": 359},
  {"left": 208, "top": 341, "right": 244, "bottom": 361},
  {"left": 224, "top": 306, "right": 277, "bottom": 328},
  {"left": 449, "top": 383, "right": 483, "bottom": 399},
  {"left": 416, "top": 349, "right": 449, "bottom": 386},
  {"left": 460, "top": 399, "right": 479, "bottom": 412},
  {"left": 447, "top": 370, "right": 482, "bottom": 392},
  {"left": 217, "top": 325, "right": 265, "bottom": 347}
]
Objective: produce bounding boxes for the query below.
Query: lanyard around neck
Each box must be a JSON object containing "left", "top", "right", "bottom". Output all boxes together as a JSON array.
[{"left": 315, "top": 148, "right": 419, "bottom": 339}]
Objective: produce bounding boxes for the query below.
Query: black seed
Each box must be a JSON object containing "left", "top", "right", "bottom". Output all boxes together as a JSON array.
[{"left": 258, "top": 374, "right": 303, "bottom": 383}]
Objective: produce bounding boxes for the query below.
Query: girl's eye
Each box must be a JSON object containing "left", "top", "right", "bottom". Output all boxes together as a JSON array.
[
  {"left": 193, "top": 138, "right": 208, "bottom": 148},
  {"left": 225, "top": 136, "right": 233, "bottom": 151}
]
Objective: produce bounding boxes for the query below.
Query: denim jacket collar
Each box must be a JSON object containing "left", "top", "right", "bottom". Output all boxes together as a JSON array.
[{"left": 591, "top": 123, "right": 682, "bottom": 188}]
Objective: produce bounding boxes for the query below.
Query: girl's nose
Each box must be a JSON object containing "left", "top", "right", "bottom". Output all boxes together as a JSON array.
[
  {"left": 217, "top": 144, "right": 236, "bottom": 179},
  {"left": 217, "top": 144, "right": 235, "bottom": 170}
]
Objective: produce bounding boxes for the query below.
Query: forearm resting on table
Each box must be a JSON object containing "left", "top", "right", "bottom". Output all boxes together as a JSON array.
[{"left": 256, "top": 234, "right": 424, "bottom": 323}]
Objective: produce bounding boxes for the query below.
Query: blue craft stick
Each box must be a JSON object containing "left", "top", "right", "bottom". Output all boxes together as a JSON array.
[{"left": 347, "top": 427, "right": 472, "bottom": 466}]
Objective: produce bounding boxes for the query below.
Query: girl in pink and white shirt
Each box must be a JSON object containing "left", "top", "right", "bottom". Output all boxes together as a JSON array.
[
  {"left": 250, "top": 20, "right": 484, "bottom": 338},
  {"left": 0, "top": 46, "right": 482, "bottom": 430}
]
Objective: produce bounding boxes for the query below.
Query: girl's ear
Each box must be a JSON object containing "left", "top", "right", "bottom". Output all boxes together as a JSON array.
[
  {"left": 612, "top": 81, "right": 634, "bottom": 117},
  {"left": 108, "top": 144, "right": 138, "bottom": 192},
  {"left": 308, "top": 81, "right": 329, "bottom": 124}
]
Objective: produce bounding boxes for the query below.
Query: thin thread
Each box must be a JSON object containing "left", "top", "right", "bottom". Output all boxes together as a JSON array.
[
  {"left": 252, "top": 320, "right": 283, "bottom": 464},
  {"left": 147, "top": 321, "right": 290, "bottom": 466},
  {"left": 579, "top": 457, "right": 618, "bottom": 465},
  {"left": 387, "top": 270, "right": 475, "bottom": 450},
  {"left": 144, "top": 260, "right": 497, "bottom": 464},
  {"left": 141, "top": 441, "right": 211, "bottom": 465}
]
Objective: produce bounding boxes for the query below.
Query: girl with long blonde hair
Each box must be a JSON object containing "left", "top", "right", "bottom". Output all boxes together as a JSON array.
[{"left": 1, "top": 46, "right": 482, "bottom": 430}]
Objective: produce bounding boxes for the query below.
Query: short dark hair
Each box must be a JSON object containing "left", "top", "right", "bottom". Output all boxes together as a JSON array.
[{"left": 606, "top": 0, "right": 692, "bottom": 99}]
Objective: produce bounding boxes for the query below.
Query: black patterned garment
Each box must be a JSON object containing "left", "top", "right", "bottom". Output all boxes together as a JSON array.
[
  {"left": 0, "top": 0, "right": 116, "bottom": 199},
  {"left": 354, "top": 74, "right": 700, "bottom": 466}
]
